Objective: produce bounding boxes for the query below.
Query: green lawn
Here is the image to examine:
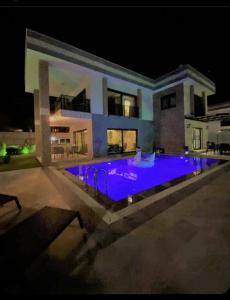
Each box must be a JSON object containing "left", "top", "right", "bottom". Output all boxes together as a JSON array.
[{"left": 0, "top": 155, "right": 41, "bottom": 172}]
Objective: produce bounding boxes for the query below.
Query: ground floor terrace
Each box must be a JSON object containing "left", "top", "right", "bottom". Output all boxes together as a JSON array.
[
  {"left": 1, "top": 153, "right": 230, "bottom": 294},
  {"left": 39, "top": 106, "right": 154, "bottom": 164}
]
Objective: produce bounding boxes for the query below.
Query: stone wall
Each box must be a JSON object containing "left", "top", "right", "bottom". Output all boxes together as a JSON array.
[
  {"left": 0, "top": 132, "right": 35, "bottom": 146},
  {"left": 153, "top": 83, "right": 185, "bottom": 154}
]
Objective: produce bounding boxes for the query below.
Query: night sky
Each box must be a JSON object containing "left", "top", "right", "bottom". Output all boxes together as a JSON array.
[{"left": 0, "top": 5, "right": 230, "bottom": 131}]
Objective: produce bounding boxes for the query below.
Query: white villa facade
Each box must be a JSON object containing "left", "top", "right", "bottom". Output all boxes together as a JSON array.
[{"left": 25, "top": 29, "right": 216, "bottom": 166}]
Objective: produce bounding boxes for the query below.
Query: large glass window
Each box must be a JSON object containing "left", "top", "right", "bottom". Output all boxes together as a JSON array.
[
  {"left": 194, "top": 94, "right": 205, "bottom": 116},
  {"left": 161, "top": 93, "right": 176, "bottom": 110},
  {"left": 108, "top": 89, "right": 138, "bottom": 117},
  {"left": 107, "top": 129, "right": 122, "bottom": 154},
  {"left": 123, "top": 95, "right": 136, "bottom": 117},
  {"left": 107, "top": 129, "right": 137, "bottom": 154},
  {"left": 192, "top": 128, "right": 202, "bottom": 150},
  {"left": 123, "top": 130, "right": 137, "bottom": 152},
  {"left": 73, "top": 129, "right": 88, "bottom": 154},
  {"left": 51, "top": 126, "right": 69, "bottom": 133}
]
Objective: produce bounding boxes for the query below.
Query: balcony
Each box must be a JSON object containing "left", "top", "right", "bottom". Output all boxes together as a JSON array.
[
  {"left": 54, "top": 95, "right": 90, "bottom": 113},
  {"left": 108, "top": 103, "right": 139, "bottom": 118}
]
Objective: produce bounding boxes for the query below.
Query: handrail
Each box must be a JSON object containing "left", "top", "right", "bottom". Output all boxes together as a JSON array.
[{"left": 84, "top": 167, "right": 108, "bottom": 197}]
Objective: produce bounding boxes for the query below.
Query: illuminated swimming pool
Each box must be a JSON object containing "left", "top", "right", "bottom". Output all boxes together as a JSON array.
[{"left": 65, "top": 155, "right": 224, "bottom": 203}]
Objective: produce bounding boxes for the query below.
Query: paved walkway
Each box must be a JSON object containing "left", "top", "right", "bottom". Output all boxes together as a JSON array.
[{"left": 1, "top": 164, "right": 230, "bottom": 294}]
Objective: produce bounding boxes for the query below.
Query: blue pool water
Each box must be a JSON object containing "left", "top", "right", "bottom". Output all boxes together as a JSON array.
[{"left": 65, "top": 155, "right": 221, "bottom": 201}]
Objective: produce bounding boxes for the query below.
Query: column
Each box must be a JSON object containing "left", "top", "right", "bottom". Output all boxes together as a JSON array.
[
  {"left": 34, "top": 89, "right": 41, "bottom": 158},
  {"left": 202, "top": 91, "right": 207, "bottom": 115},
  {"left": 190, "top": 85, "right": 194, "bottom": 115},
  {"left": 137, "top": 88, "right": 142, "bottom": 119},
  {"left": 39, "top": 60, "right": 51, "bottom": 166},
  {"left": 102, "top": 77, "right": 108, "bottom": 115}
]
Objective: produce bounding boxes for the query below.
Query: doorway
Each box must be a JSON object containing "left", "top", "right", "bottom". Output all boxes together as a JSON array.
[
  {"left": 73, "top": 129, "right": 88, "bottom": 154},
  {"left": 107, "top": 129, "right": 137, "bottom": 154},
  {"left": 192, "top": 128, "right": 202, "bottom": 150}
]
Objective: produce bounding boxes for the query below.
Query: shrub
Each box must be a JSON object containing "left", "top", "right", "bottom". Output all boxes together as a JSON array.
[{"left": 0, "top": 143, "right": 7, "bottom": 157}]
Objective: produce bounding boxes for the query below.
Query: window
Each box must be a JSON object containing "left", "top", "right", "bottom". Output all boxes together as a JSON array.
[
  {"left": 194, "top": 94, "right": 205, "bottom": 116},
  {"left": 161, "top": 93, "right": 176, "bottom": 110},
  {"left": 50, "top": 138, "right": 70, "bottom": 145},
  {"left": 107, "top": 129, "right": 137, "bottom": 154},
  {"left": 51, "top": 126, "right": 69, "bottom": 133},
  {"left": 73, "top": 129, "right": 88, "bottom": 154},
  {"left": 221, "top": 120, "right": 230, "bottom": 126},
  {"left": 108, "top": 89, "right": 138, "bottom": 117},
  {"left": 192, "top": 128, "right": 202, "bottom": 150}
]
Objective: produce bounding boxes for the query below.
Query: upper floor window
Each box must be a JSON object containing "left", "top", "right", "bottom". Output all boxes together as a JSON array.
[
  {"left": 108, "top": 89, "right": 138, "bottom": 117},
  {"left": 194, "top": 94, "right": 205, "bottom": 117},
  {"left": 161, "top": 93, "right": 176, "bottom": 110}
]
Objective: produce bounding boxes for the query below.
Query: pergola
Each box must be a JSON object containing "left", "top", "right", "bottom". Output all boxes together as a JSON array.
[{"left": 185, "top": 113, "right": 230, "bottom": 123}]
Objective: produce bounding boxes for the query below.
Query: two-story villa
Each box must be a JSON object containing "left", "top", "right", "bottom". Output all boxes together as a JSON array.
[{"left": 25, "top": 29, "right": 216, "bottom": 166}]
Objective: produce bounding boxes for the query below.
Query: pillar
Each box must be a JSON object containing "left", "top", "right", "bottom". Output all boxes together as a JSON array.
[
  {"left": 137, "top": 88, "right": 142, "bottom": 119},
  {"left": 202, "top": 91, "right": 207, "bottom": 115},
  {"left": 102, "top": 77, "right": 108, "bottom": 115},
  {"left": 39, "top": 60, "right": 51, "bottom": 166},
  {"left": 190, "top": 85, "right": 194, "bottom": 115},
  {"left": 34, "top": 89, "right": 41, "bottom": 158}
]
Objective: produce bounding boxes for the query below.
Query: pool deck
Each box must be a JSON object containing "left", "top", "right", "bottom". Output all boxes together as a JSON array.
[{"left": 1, "top": 155, "right": 230, "bottom": 293}]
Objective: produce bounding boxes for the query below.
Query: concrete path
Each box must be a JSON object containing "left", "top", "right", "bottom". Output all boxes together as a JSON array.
[{"left": 1, "top": 165, "right": 230, "bottom": 294}]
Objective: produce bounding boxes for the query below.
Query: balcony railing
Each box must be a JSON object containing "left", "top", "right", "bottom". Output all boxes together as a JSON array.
[
  {"left": 54, "top": 95, "right": 90, "bottom": 113},
  {"left": 108, "top": 103, "right": 139, "bottom": 118}
]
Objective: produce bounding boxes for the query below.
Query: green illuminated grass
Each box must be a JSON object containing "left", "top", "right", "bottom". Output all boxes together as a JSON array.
[
  {"left": 21, "top": 145, "right": 30, "bottom": 154},
  {"left": 0, "top": 143, "right": 7, "bottom": 156},
  {"left": 0, "top": 155, "right": 41, "bottom": 172}
]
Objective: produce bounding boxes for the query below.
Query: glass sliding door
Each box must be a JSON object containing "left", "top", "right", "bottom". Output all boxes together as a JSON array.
[
  {"left": 107, "top": 129, "right": 123, "bottom": 154},
  {"left": 123, "top": 130, "right": 137, "bottom": 152},
  {"left": 107, "top": 129, "right": 137, "bottom": 154},
  {"left": 192, "top": 128, "right": 202, "bottom": 150},
  {"left": 73, "top": 129, "right": 88, "bottom": 154}
]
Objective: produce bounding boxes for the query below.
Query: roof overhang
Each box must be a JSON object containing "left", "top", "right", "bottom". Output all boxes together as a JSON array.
[
  {"left": 154, "top": 64, "right": 216, "bottom": 95},
  {"left": 185, "top": 113, "right": 230, "bottom": 122},
  {"left": 25, "top": 29, "right": 156, "bottom": 93},
  {"left": 25, "top": 29, "right": 216, "bottom": 96}
]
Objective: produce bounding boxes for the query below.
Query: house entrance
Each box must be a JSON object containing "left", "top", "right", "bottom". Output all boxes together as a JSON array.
[{"left": 192, "top": 128, "right": 202, "bottom": 150}]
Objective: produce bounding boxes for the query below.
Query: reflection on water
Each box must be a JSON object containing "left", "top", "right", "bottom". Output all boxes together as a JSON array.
[
  {"left": 108, "top": 168, "right": 138, "bottom": 181},
  {"left": 192, "top": 170, "right": 202, "bottom": 176},
  {"left": 128, "top": 196, "right": 133, "bottom": 204}
]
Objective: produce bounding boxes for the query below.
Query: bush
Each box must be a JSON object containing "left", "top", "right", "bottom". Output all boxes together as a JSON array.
[
  {"left": 0, "top": 143, "right": 7, "bottom": 157},
  {"left": 19, "top": 139, "right": 36, "bottom": 155}
]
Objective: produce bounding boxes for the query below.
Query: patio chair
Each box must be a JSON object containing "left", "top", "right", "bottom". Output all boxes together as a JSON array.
[
  {"left": 0, "top": 193, "right": 22, "bottom": 210},
  {"left": 0, "top": 206, "right": 84, "bottom": 291},
  {"left": 52, "top": 146, "right": 65, "bottom": 160}
]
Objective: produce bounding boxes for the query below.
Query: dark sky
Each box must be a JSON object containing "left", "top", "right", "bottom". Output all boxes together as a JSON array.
[{"left": 0, "top": 5, "right": 230, "bottom": 130}]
